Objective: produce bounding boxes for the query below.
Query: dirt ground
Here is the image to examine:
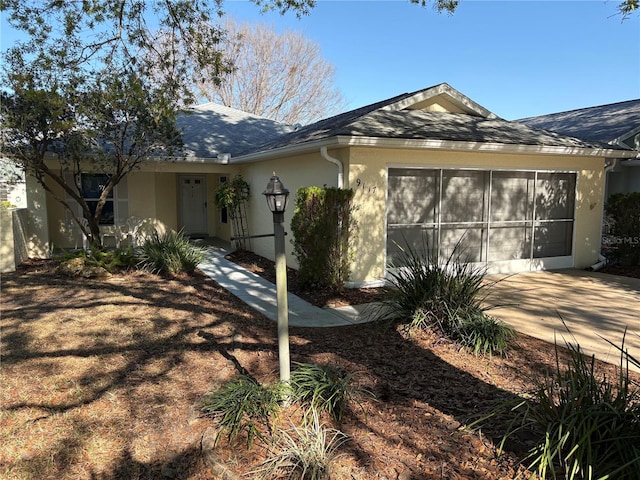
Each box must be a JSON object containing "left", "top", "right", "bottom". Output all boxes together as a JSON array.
[{"left": 1, "top": 256, "right": 637, "bottom": 480}]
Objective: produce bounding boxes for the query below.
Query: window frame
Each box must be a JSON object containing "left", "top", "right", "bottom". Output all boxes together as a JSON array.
[{"left": 386, "top": 166, "right": 577, "bottom": 273}]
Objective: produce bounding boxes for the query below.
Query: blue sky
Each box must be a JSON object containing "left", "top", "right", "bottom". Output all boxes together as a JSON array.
[
  {"left": 2, "top": 1, "right": 638, "bottom": 120},
  {"left": 221, "top": 0, "right": 639, "bottom": 119}
]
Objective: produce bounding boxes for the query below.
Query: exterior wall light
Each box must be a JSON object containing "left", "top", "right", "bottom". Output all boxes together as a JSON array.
[{"left": 263, "top": 173, "right": 290, "bottom": 217}]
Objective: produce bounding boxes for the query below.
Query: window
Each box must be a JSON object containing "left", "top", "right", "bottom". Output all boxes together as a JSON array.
[
  {"left": 387, "top": 168, "right": 576, "bottom": 270},
  {"left": 81, "top": 174, "right": 114, "bottom": 225}
]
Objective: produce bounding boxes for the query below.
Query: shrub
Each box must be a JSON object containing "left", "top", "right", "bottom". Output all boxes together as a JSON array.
[
  {"left": 59, "top": 246, "right": 137, "bottom": 273},
  {"left": 457, "top": 315, "right": 516, "bottom": 357},
  {"left": 380, "top": 236, "right": 482, "bottom": 319},
  {"left": 290, "top": 186, "right": 356, "bottom": 291},
  {"left": 213, "top": 174, "right": 251, "bottom": 250},
  {"left": 253, "top": 408, "right": 348, "bottom": 480},
  {"left": 493, "top": 338, "right": 640, "bottom": 479},
  {"left": 213, "top": 174, "right": 250, "bottom": 216},
  {"left": 605, "top": 192, "right": 640, "bottom": 266},
  {"left": 375, "top": 234, "right": 514, "bottom": 356},
  {"left": 201, "top": 376, "right": 285, "bottom": 447},
  {"left": 137, "top": 230, "right": 204, "bottom": 274},
  {"left": 290, "top": 362, "right": 368, "bottom": 423}
]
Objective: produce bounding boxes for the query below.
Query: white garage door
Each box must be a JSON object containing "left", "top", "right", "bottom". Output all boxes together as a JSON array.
[{"left": 386, "top": 168, "right": 576, "bottom": 273}]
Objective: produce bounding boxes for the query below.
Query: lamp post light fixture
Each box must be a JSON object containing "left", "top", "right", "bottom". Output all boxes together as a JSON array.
[{"left": 263, "top": 173, "right": 291, "bottom": 383}]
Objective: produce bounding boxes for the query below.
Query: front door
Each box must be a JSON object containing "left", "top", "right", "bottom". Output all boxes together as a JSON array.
[{"left": 179, "top": 175, "right": 207, "bottom": 236}]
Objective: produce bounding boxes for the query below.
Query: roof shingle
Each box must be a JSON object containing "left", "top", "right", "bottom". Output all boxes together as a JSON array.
[{"left": 517, "top": 99, "right": 640, "bottom": 145}]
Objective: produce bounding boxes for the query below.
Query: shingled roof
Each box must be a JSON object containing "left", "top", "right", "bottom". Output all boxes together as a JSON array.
[
  {"left": 177, "top": 102, "right": 292, "bottom": 158},
  {"left": 517, "top": 99, "right": 640, "bottom": 146},
  {"left": 237, "top": 83, "right": 632, "bottom": 160}
]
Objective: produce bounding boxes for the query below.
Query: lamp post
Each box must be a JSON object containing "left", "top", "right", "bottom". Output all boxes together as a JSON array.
[{"left": 263, "top": 173, "right": 291, "bottom": 383}]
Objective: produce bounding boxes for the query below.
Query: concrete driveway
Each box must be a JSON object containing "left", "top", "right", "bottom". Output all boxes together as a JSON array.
[{"left": 486, "top": 270, "right": 640, "bottom": 372}]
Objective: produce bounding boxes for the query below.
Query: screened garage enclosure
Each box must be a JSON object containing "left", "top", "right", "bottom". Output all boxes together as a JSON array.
[{"left": 386, "top": 168, "right": 577, "bottom": 273}]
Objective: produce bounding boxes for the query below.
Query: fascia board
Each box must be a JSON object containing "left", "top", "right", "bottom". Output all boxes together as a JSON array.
[
  {"left": 230, "top": 139, "right": 336, "bottom": 164},
  {"left": 335, "top": 136, "right": 640, "bottom": 158},
  {"left": 382, "top": 84, "right": 497, "bottom": 119},
  {"left": 41, "top": 151, "right": 232, "bottom": 165},
  {"left": 612, "top": 125, "right": 640, "bottom": 150},
  {"left": 147, "top": 155, "right": 230, "bottom": 164},
  {"left": 231, "top": 135, "right": 639, "bottom": 164}
]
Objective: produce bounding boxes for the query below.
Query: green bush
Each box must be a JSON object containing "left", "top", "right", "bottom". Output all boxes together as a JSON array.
[
  {"left": 457, "top": 315, "right": 516, "bottom": 357},
  {"left": 290, "top": 186, "right": 356, "bottom": 291},
  {"left": 201, "top": 376, "right": 286, "bottom": 447},
  {"left": 493, "top": 339, "right": 640, "bottom": 479},
  {"left": 213, "top": 174, "right": 250, "bottom": 215},
  {"left": 137, "top": 230, "right": 204, "bottom": 274},
  {"left": 605, "top": 192, "right": 640, "bottom": 266},
  {"left": 290, "top": 362, "right": 367, "bottom": 423}
]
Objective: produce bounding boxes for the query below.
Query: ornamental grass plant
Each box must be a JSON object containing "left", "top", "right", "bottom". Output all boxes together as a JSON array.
[
  {"left": 252, "top": 408, "right": 349, "bottom": 480},
  {"left": 376, "top": 235, "right": 514, "bottom": 356},
  {"left": 200, "top": 375, "right": 286, "bottom": 448},
  {"left": 137, "top": 229, "right": 204, "bottom": 274},
  {"left": 290, "top": 362, "right": 369, "bottom": 423},
  {"left": 493, "top": 334, "right": 640, "bottom": 479}
]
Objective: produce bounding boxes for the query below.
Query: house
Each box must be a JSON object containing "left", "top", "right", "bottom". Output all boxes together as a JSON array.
[
  {"left": 517, "top": 99, "right": 640, "bottom": 197},
  {"left": 33, "top": 102, "right": 292, "bottom": 253},
  {"left": 12, "top": 84, "right": 639, "bottom": 284}
]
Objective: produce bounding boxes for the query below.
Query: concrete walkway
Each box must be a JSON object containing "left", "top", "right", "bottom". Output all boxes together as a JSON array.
[
  {"left": 197, "top": 243, "right": 373, "bottom": 328},
  {"left": 487, "top": 270, "right": 640, "bottom": 372},
  {"left": 197, "top": 242, "right": 640, "bottom": 371}
]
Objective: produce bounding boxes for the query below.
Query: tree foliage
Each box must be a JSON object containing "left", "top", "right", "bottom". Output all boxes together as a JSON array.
[
  {"left": 213, "top": 174, "right": 250, "bottom": 217},
  {"left": 15, "top": 0, "right": 626, "bottom": 251},
  {"left": 1, "top": 54, "right": 181, "bottom": 248},
  {"left": 194, "top": 18, "right": 345, "bottom": 124},
  {"left": 618, "top": 0, "right": 639, "bottom": 19},
  {"left": 0, "top": 1, "right": 235, "bottom": 248}
]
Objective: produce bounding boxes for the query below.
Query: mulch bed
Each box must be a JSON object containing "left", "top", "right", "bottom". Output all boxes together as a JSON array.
[{"left": 1, "top": 256, "right": 638, "bottom": 479}]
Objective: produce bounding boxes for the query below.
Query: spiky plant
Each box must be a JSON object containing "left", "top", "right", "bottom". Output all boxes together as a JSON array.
[
  {"left": 290, "top": 362, "right": 369, "bottom": 423},
  {"left": 201, "top": 376, "right": 285, "bottom": 447},
  {"left": 492, "top": 336, "right": 640, "bottom": 479},
  {"left": 253, "top": 408, "right": 349, "bottom": 480},
  {"left": 137, "top": 229, "right": 204, "bottom": 274}
]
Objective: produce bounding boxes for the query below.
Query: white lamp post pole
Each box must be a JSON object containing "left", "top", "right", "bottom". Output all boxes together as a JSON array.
[
  {"left": 273, "top": 210, "right": 290, "bottom": 383},
  {"left": 263, "top": 173, "right": 291, "bottom": 384}
]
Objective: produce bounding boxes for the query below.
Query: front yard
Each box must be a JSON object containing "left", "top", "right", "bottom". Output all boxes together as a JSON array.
[{"left": 0, "top": 259, "right": 634, "bottom": 479}]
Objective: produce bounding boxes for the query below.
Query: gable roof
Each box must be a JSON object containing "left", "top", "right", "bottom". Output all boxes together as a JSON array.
[
  {"left": 516, "top": 99, "right": 640, "bottom": 147},
  {"left": 177, "top": 102, "right": 292, "bottom": 159},
  {"left": 234, "top": 83, "right": 635, "bottom": 162}
]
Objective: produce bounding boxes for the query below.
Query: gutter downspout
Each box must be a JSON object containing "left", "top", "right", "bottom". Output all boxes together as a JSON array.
[
  {"left": 591, "top": 158, "right": 619, "bottom": 271},
  {"left": 320, "top": 146, "right": 344, "bottom": 188},
  {"left": 589, "top": 254, "right": 607, "bottom": 271}
]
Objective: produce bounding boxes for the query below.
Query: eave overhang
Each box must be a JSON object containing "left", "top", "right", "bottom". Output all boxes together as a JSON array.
[{"left": 231, "top": 135, "right": 639, "bottom": 164}]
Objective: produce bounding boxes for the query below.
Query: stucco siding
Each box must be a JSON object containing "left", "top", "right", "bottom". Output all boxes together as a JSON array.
[
  {"left": 47, "top": 180, "right": 78, "bottom": 249},
  {"left": 154, "top": 173, "right": 177, "bottom": 231},
  {"left": 344, "top": 149, "right": 388, "bottom": 283},
  {"left": 239, "top": 152, "right": 340, "bottom": 267},
  {"left": 0, "top": 208, "right": 30, "bottom": 272}
]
